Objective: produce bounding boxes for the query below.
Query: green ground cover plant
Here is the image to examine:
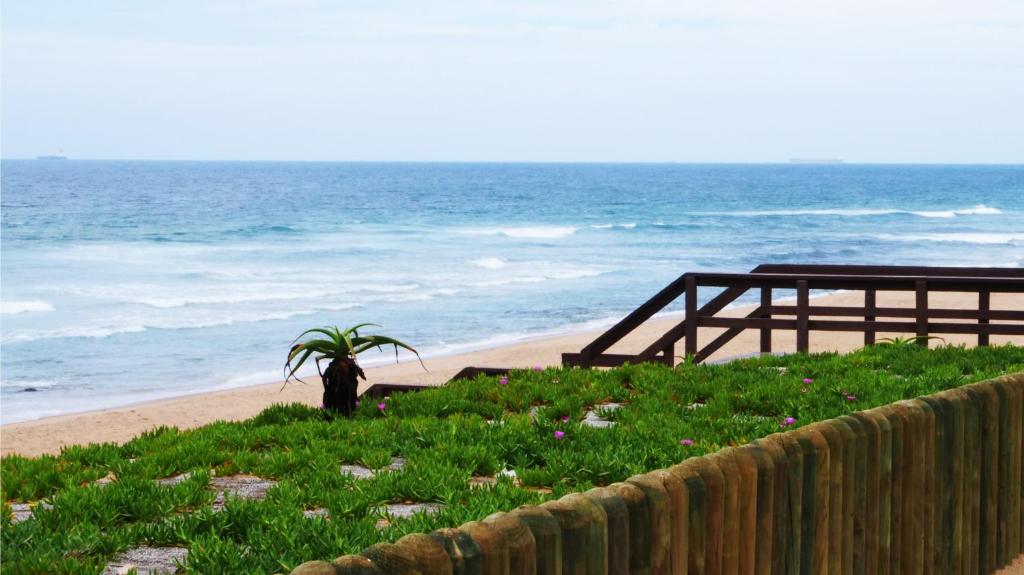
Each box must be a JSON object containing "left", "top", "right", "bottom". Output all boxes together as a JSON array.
[{"left": 2, "top": 344, "right": 1023, "bottom": 574}]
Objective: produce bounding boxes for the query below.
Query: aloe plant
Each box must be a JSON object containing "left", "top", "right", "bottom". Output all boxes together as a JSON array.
[{"left": 284, "top": 324, "right": 423, "bottom": 415}]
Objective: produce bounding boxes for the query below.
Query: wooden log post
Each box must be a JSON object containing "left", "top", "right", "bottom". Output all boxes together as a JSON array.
[
  {"left": 752, "top": 436, "right": 792, "bottom": 575},
  {"left": 909, "top": 399, "right": 937, "bottom": 575},
  {"left": 483, "top": 513, "right": 537, "bottom": 575},
  {"left": 894, "top": 402, "right": 925, "bottom": 575},
  {"left": 332, "top": 555, "right": 386, "bottom": 575},
  {"left": 708, "top": 452, "right": 741, "bottom": 574},
  {"left": 837, "top": 416, "right": 867, "bottom": 575},
  {"left": 687, "top": 457, "right": 727, "bottom": 575},
  {"left": 292, "top": 561, "right": 349, "bottom": 575},
  {"left": 809, "top": 422, "right": 845, "bottom": 575},
  {"left": 395, "top": 534, "right": 457, "bottom": 575},
  {"left": 611, "top": 481, "right": 654, "bottom": 575},
  {"left": 794, "top": 427, "right": 830, "bottom": 575},
  {"left": 727, "top": 448, "right": 759, "bottom": 575},
  {"left": 459, "top": 521, "right": 510, "bottom": 575},
  {"left": 867, "top": 409, "right": 893, "bottom": 575},
  {"left": 734, "top": 445, "right": 775, "bottom": 575},
  {"left": 778, "top": 432, "right": 809, "bottom": 575},
  {"left": 510, "top": 507, "right": 562, "bottom": 575},
  {"left": 918, "top": 394, "right": 954, "bottom": 575},
  {"left": 651, "top": 469, "right": 690, "bottom": 575},
  {"left": 430, "top": 528, "right": 485, "bottom": 575},
  {"left": 938, "top": 389, "right": 968, "bottom": 574},
  {"left": 626, "top": 474, "right": 674, "bottom": 575},
  {"left": 361, "top": 542, "right": 428, "bottom": 575},
  {"left": 847, "top": 409, "right": 888, "bottom": 568},
  {"left": 872, "top": 403, "right": 905, "bottom": 572},
  {"left": 995, "top": 377, "right": 1024, "bottom": 563},
  {"left": 963, "top": 385, "right": 998, "bottom": 575},
  {"left": 541, "top": 493, "right": 608, "bottom": 575},
  {"left": 761, "top": 287, "right": 772, "bottom": 354},
  {"left": 583, "top": 487, "right": 630, "bottom": 575},
  {"left": 669, "top": 461, "right": 708, "bottom": 575}
]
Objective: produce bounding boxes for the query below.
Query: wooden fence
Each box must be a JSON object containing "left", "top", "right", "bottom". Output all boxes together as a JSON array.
[
  {"left": 289, "top": 373, "right": 1024, "bottom": 575},
  {"left": 563, "top": 264, "right": 1024, "bottom": 368}
]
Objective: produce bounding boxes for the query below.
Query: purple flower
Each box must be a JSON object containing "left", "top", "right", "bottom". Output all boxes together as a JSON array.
[
  {"left": 533, "top": 365, "right": 543, "bottom": 372},
  {"left": 803, "top": 378, "right": 814, "bottom": 384},
  {"left": 845, "top": 394, "right": 858, "bottom": 402},
  {"left": 553, "top": 430, "right": 565, "bottom": 439},
  {"left": 679, "top": 438, "right": 694, "bottom": 446},
  {"left": 355, "top": 400, "right": 360, "bottom": 407},
  {"left": 561, "top": 415, "right": 570, "bottom": 422},
  {"left": 499, "top": 376, "right": 509, "bottom": 385},
  {"left": 780, "top": 416, "right": 797, "bottom": 428},
  {"left": 377, "top": 402, "right": 387, "bottom": 411}
]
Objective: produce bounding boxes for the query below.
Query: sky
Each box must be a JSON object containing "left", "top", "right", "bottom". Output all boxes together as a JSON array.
[{"left": 1, "top": 0, "right": 1022, "bottom": 162}]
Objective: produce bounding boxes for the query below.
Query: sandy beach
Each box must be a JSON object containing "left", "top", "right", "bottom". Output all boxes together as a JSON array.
[{"left": 2, "top": 289, "right": 1020, "bottom": 458}]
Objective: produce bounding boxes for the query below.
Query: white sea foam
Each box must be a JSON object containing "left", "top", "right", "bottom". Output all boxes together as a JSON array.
[
  {"left": 909, "top": 205, "right": 1004, "bottom": 218},
  {"left": 700, "top": 204, "right": 1002, "bottom": 218},
  {"left": 473, "top": 257, "right": 508, "bottom": 269},
  {"left": 591, "top": 223, "right": 637, "bottom": 229},
  {"left": 462, "top": 226, "right": 578, "bottom": 239},
  {"left": 1, "top": 300, "right": 55, "bottom": 314},
  {"left": 469, "top": 268, "right": 606, "bottom": 288},
  {"left": 0, "top": 378, "right": 61, "bottom": 390},
  {"left": 1, "top": 303, "right": 365, "bottom": 344},
  {"left": 78, "top": 283, "right": 420, "bottom": 309},
  {"left": 875, "top": 232, "right": 1024, "bottom": 245}
]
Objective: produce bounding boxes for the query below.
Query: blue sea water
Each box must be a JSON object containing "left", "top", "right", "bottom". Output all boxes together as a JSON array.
[{"left": 2, "top": 161, "right": 1022, "bottom": 423}]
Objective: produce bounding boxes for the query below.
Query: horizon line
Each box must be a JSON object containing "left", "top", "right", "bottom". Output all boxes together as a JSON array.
[{"left": 4, "top": 158, "right": 1023, "bottom": 166}]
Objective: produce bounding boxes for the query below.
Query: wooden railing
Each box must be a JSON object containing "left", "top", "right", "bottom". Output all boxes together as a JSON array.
[{"left": 562, "top": 264, "right": 1024, "bottom": 367}]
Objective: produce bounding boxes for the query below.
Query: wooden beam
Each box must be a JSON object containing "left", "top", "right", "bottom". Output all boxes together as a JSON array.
[
  {"left": 685, "top": 276, "right": 698, "bottom": 358},
  {"left": 916, "top": 280, "right": 928, "bottom": 346},
  {"left": 796, "top": 280, "right": 809, "bottom": 353},
  {"left": 865, "top": 289, "right": 877, "bottom": 346}
]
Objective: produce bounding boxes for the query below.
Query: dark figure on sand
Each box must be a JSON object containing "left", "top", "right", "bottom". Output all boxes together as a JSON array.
[{"left": 322, "top": 357, "right": 364, "bottom": 416}]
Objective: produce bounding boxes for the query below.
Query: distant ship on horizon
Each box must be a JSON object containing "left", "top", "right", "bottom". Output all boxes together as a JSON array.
[
  {"left": 789, "top": 158, "right": 843, "bottom": 164},
  {"left": 36, "top": 150, "right": 68, "bottom": 160}
]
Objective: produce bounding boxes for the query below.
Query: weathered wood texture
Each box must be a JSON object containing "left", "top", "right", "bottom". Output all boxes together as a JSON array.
[{"left": 300, "top": 375, "right": 1024, "bottom": 575}]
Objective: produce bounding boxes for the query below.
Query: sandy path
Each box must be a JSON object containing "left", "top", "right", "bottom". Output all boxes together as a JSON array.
[{"left": 2, "top": 290, "right": 1020, "bottom": 457}]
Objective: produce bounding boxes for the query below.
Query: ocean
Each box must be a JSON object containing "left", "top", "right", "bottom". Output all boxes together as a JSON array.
[{"left": 1, "top": 161, "right": 1022, "bottom": 423}]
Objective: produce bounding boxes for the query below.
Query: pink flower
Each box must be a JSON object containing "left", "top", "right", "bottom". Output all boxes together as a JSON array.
[
  {"left": 680, "top": 438, "right": 694, "bottom": 446},
  {"left": 355, "top": 400, "right": 360, "bottom": 407},
  {"left": 499, "top": 377, "right": 509, "bottom": 385},
  {"left": 553, "top": 430, "right": 565, "bottom": 439},
  {"left": 533, "top": 365, "right": 543, "bottom": 372},
  {"left": 377, "top": 403, "right": 386, "bottom": 411},
  {"left": 803, "top": 378, "right": 814, "bottom": 384},
  {"left": 561, "top": 416, "right": 570, "bottom": 422},
  {"left": 780, "top": 416, "right": 797, "bottom": 428},
  {"left": 845, "top": 394, "right": 858, "bottom": 402}
]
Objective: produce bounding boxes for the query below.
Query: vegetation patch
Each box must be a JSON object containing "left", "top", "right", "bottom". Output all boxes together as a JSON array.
[{"left": 2, "top": 344, "right": 1022, "bottom": 574}]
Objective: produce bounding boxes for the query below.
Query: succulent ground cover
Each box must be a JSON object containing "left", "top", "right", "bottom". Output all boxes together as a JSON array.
[{"left": 3, "top": 344, "right": 1023, "bottom": 574}]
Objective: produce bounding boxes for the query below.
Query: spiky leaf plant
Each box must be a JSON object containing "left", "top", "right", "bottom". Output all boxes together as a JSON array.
[{"left": 284, "top": 324, "right": 423, "bottom": 416}]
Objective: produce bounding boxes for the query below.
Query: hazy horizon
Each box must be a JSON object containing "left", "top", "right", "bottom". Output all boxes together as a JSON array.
[{"left": 3, "top": 1, "right": 1022, "bottom": 163}]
